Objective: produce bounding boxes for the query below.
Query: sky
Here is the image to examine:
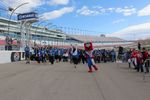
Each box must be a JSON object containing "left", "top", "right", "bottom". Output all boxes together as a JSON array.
[{"left": 0, "top": 0, "right": 150, "bottom": 40}]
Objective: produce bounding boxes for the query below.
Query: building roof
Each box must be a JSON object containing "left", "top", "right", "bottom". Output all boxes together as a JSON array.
[
  {"left": 0, "top": 17, "right": 66, "bottom": 40},
  {"left": 137, "top": 39, "right": 150, "bottom": 45},
  {"left": 68, "top": 35, "right": 125, "bottom": 42}
]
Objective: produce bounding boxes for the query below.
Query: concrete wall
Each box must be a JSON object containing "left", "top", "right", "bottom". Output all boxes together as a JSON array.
[{"left": 0, "top": 51, "right": 25, "bottom": 64}]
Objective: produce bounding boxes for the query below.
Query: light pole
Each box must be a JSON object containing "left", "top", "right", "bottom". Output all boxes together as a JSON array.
[
  {"left": 20, "top": 19, "right": 30, "bottom": 50},
  {"left": 48, "top": 25, "right": 57, "bottom": 46},
  {"left": 34, "top": 20, "right": 48, "bottom": 44},
  {"left": 49, "top": 25, "right": 57, "bottom": 30},
  {"left": 54, "top": 26, "right": 62, "bottom": 47},
  {"left": 34, "top": 21, "right": 45, "bottom": 33},
  {"left": 61, "top": 26, "right": 66, "bottom": 47},
  {"left": 41, "top": 22, "right": 53, "bottom": 46},
  {"left": 7, "top": 2, "right": 29, "bottom": 36},
  {"left": 6, "top": 2, "right": 29, "bottom": 50},
  {"left": 42, "top": 22, "right": 52, "bottom": 33}
]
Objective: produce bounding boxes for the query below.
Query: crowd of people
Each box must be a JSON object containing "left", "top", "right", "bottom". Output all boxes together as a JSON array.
[
  {"left": 24, "top": 44, "right": 150, "bottom": 73},
  {"left": 127, "top": 47, "right": 150, "bottom": 73},
  {"left": 25, "top": 45, "right": 69, "bottom": 64},
  {"left": 24, "top": 44, "right": 99, "bottom": 72},
  {"left": 24, "top": 46, "right": 117, "bottom": 64},
  {"left": 93, "top": 49, "right": 117, "bottom": 63}
]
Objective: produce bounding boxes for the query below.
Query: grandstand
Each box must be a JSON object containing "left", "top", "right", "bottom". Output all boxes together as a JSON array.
[
  {"left": 0, "top": 16, "right": 66, "bottom": 50},
  {"left": 67, "top": 35, "right": 133, "bottom": 49},
  {"left": 0, "top": 16, "right": 134, "bottom": 50},
  {"left": 69, "top": 35, "right": 124, "bottom": 42}
]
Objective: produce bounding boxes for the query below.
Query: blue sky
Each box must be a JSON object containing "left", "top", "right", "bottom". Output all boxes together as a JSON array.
[{"left": 0, "top": 0, "right": 150, "bottom": 40}]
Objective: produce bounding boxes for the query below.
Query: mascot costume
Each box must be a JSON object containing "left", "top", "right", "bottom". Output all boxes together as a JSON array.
[{"left": 84, "top": 42, "right": 98, "bottom": 73}]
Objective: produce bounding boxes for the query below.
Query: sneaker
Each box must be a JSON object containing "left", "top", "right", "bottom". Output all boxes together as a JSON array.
[
  {"left": 74, "top": 65, "right": 76, "bottom": 68},
  {"left": 93, "top": 66, "right": 98, "bottom": 71},
  {"left": 88, "top": 70, "right": 92, "bottom": 73}
]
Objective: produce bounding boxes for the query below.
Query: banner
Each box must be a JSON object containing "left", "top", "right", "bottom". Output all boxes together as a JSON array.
[{"left": 17, "top": 12, "right": 38, "bottom": 20}]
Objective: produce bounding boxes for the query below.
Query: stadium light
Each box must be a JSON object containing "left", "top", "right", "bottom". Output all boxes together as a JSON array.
[
  {"left": 8, "top": 7, "right": 14, "bottom": 11},
  {"left": 34, "top": 20, "right": 48, "bottom": 43},
  {"left": 7, "top": 2, "right": 29, "bottom": 36},
  {"left": 42, "top": 22, "right": 52, "bottom": 32},
  {"left": 34, "top": 21, "right": 46, "bottom": 33},
  {"left": 49, "top": 25, "right": 57, "bottom": 30},
  {"left": 42, "top": 22, "right": 53, "bottom": 45}
]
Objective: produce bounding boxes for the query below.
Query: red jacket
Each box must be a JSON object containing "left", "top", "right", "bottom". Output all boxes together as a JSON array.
[
  {"left": 136, "top": 52, "right": 143, "bottom": 64},
  {"left": 131, "top": 51, "right": 137, "bottom": 58},
  {"left": 142, "top": 51, "right": 149, "bottom": 61}
]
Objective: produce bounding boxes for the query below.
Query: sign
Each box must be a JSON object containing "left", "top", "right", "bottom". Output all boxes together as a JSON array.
[
  {"left": 0, "top": 51, "right": 25, "bottom": 64},
  {"left": 17, "top": 12, "right": 38, "bottom": 20},
  {"left": 11, "top": 52, "right": 21, "bottom": 62}
]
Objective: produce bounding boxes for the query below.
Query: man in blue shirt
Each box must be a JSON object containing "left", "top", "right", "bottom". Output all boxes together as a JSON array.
[
  {"left": 48, "top": 47, "right": 55, "bottom": 64},
  {"left": 24, "top": 45, "right": 30, "bottom": 64}
]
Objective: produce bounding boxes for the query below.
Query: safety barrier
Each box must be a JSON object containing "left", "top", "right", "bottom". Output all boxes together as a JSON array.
[{"left": 0, "top": 51, "right": 25, "bottom": 64}]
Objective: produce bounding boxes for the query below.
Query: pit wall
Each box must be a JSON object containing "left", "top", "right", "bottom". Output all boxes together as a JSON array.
[{"left": 0, "top": 51, "right": 25, "bottom": 64}]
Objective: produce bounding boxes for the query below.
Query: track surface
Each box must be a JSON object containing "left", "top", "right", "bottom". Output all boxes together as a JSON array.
[{"left": 0, "top": 62, "right": 150, "bottom": 100}]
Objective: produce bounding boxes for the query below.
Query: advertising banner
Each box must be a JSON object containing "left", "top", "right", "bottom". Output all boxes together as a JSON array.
[{"left": 17, "top": 12, "right": 38, "bottom": 20}]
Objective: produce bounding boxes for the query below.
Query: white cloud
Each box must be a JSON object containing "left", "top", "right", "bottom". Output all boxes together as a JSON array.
[
  {"left": 41, "top": 7, "right": 74, "bottom": 20},
  {"left": 107, "top": 8, "right": 115, "bottom": 12},
  {"left": 93, "top": 6, "right": 103, "bottom": 9},
  {"left": 77, "top": 6, "right": 136, "bottom": 16},
  {"left": 107, "top": 23, "right": 150, "bottom": 40},
  {"left": 138, "top": 4, "right": 150, "bottom": 16},
  {"left": 49, "top": 0, "right": 69, "bottom": 6},
  {"left": 113, "top": 19, "right": 125, "bottom": 24},
  {"left": 76, "top": 6, "right": 100, "bottom": 16},
  {"left": 115, "top": 7, "right": 136, "bottom": 16},
  {"left": 2, "top": 0, "right": 44, "bottom": 13}
]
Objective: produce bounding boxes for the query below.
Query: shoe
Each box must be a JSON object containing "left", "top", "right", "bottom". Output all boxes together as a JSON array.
[
  {"left": 88, "top": 70, "right": 92, "bottom": 73},
  {"left": 26, "top": 62, "right": 30, "bottom": 64},
  {"left": 93, "top": 65, "right": 98, "bottom": 71},
  {"left": 88, "top": 67, "right": 92, "bottom": 73},
  {"left": 74, "top": 65, "right": 76, "bottom": 68}
]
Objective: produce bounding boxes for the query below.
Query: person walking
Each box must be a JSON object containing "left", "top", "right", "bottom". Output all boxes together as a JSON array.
[
  {"left": 48, "top": 47, "right": 55, "bottom": 65},
  {"left": 24, "top": 45, "right": 30, "bottom": 64},
  {"left": 142, "top": 47, "right": 149, "bottom": 73},
  {"left": 136, "top": 50, "right": 143, "bottom": 72},
  {"left": 72, "top": 46, "right": 79, "bottom": 68}
]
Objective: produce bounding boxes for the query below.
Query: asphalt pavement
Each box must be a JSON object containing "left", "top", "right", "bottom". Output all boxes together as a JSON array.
[{"left": 0, "top": 61, "right": 150, "bottom": 100}]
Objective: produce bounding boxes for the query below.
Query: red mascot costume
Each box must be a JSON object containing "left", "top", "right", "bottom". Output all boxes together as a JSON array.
[{"left": 84, "top": 42, "right": 98, "bottom": 73}]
